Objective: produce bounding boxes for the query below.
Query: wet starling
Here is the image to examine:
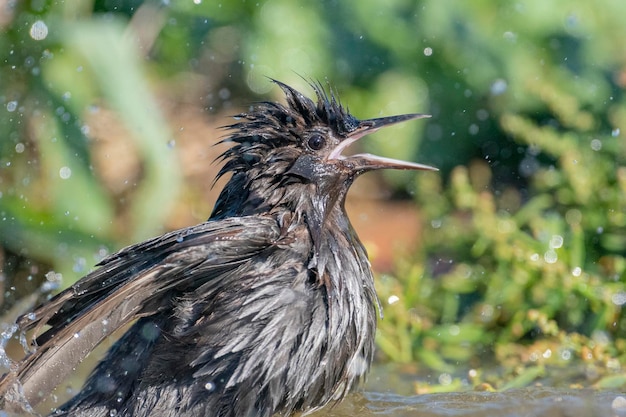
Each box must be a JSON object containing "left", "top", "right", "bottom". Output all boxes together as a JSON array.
[{"left": 0, "top": 80, "right": 436, "bottom": 417}]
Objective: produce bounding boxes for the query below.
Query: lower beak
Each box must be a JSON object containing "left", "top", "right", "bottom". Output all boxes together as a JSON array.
[
  {"left": 347, "top": 153, "right": 438, "bottom": 171},
  {"left": 328, "top": 113, "right": 438, "bottom": 172}
]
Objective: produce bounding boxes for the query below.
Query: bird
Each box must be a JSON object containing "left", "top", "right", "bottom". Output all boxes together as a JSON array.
[{"left": 0, "top": 79, "right": 436, "bottom": 417}]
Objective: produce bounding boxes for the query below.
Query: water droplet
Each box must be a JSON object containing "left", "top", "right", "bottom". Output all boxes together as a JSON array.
[
  {"left": 0, "top": 345, "right": 15, "bottom": 383},
  {"left": 204, "top": 381, "right": 215, "bottom": 391},
  {"left": 519, "top": 155, "right": 539, "bottom": 177},
  {"left": 30, "top": 20, "right": 49, "bottom": 40},
  {"left": 549, "top": 235, "right": 563, "bottom": 249},
  {"left": 490, "top": 79, "right": 508, "bottom": 95},
  {"left": 612, "top": 292, "right": 626, "bottom": 306},
  {"left": 565, "top": 209, "right": 582, "bottom": 225},
  {"left": 0, "top": 323, "right": 18, "bottom": 349},
  {"left": 73, "top": 257, "right": 87, "bottom": 273},
  {"left": 19, "top": 331, "right": 30, "bottom": 352},
  {"left": 503, "top": 31, "right": 517, "bottom": 42},
  {"left": 387, "top": 295, "right": 400, "bottom": 305},
  {"left": 140, "top": 322, "right": 160, "bottom": 341},
  {"left": 612, "top": 396, "right": 626, "bottom": 411},
  {"left": 560, "top": 349, "right": 572, "bottom": 361},
  {"left": 612, "top": 128, "right": 620, "bottom": 137},
  {"left": 167, "top": 139, "right": 176, "bottom": 149},
  {"left": 438, "top": 373, "right": 452, "bottom": 385},
  {"left": 544, "top": 249, "right": 557, "bottom": 264},
  {"left": 572, "top": 266, "right": 582, "bottom": 277},
  {"left": 476, "top": 109, "right": 489, "bottom": 121},
  {"left": 6, "top": 101, "right": 17, "bottom": 112},
  {"left": 423, "top": 47, "right": 433, "bottom": 56},
  {"left": 590, "top": 138, "right": 602, "bottom": 151},
  {"left": 219, "top": 88, "right": 231, "bottom": 100},
  {"left": 15, "top": 143, "right": 25, "bottom": 153},
  {"left": 480, "top": 304, "right": 494, "bottom": 321},
  {"left": 59, "top": 166, "right": 72, "bottom": 179}
]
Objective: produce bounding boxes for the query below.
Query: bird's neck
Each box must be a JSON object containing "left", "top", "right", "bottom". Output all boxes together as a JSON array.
[
  {"left": 212, "top": 168, "right": 379, "bottom": 393},
  {"left": 211, "top": 164, "right": 352, "bottom": 220},
  {"left": 211, "top": 167, "right": 370, "bottom": 282}
]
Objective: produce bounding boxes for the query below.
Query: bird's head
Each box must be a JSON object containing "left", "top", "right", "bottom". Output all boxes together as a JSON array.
[{"left": 211, "top": 80, "right": 437, "bottom": 219}]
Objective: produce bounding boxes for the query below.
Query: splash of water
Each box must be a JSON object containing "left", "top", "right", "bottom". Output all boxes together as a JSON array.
[{"left": 0, "top": 323, "right": 18, "bottom": 371}]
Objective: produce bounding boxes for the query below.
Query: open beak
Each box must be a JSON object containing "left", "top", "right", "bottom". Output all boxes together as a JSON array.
[{"left": 328, "top": 113, "right": 438, "bottom": 172}]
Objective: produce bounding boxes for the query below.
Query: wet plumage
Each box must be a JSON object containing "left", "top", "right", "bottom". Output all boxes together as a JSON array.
[{"left": 0, "top": 80, "right": 435, "bottom": 417}]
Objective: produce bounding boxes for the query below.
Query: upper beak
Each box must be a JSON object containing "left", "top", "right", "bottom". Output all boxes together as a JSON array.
[{"left": 328, "top": 113, "right": 438, "bottom": 172}]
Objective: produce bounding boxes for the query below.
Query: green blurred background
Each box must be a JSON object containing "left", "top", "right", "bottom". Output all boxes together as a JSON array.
[{"left": 1, "top": 0, "right": 626, "bottom": 391}]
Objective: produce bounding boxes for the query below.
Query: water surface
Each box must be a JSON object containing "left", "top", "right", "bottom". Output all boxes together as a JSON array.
[
  {"left": 319, "top": 364, "right": 626, "bottom": 417},
  {"left": 325, "top": 389, "right": 626, "bottom": 417}
]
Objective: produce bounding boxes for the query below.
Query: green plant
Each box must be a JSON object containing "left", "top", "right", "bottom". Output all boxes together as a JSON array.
[{"left": 375, "top": 87, "right": 626, "bottom": 389}]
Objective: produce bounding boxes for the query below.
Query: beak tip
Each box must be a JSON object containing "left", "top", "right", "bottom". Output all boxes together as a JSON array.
[
  {"left": 405, "top": 113, "right": 431, "bottom": 121},
  {"left": 415, "top": 164, "right": 439, "bottom": 172},
  {"left": 355, "top": 112, "right": 430, "bottom": 133}
]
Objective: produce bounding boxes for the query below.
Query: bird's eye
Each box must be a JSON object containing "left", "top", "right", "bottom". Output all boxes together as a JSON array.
[{"left": 307, "top": 134, "right": 326, "bottom": 151}]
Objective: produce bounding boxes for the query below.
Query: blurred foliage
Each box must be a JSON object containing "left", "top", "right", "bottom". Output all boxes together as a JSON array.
[
  {"left": 0, "top": 0, "right": 625, "bottom": 393},
  {"left": 370, "top": 0, "right": 626, "bottom": 391}
]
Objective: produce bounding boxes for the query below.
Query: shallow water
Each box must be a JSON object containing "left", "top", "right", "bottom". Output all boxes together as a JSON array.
[
  {"left": 6, "top": 387, "right": 626, "bottom": 417},
  {"left": 4, "top": 380, "right": 626, "bottom": 417},
  {"left": 317, "top": 364, "right": 626, "bottom": 417},
  {"left": 2, "top": 350, "right": 625, "bottom": 417},
  {"left": 325, "top": 389, "right": 626, "bottom": 417}
]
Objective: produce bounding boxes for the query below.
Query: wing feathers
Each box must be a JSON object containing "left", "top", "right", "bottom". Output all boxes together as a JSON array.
[{"left": 1, "top": 216, "right": 280, "bottom": 408}]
